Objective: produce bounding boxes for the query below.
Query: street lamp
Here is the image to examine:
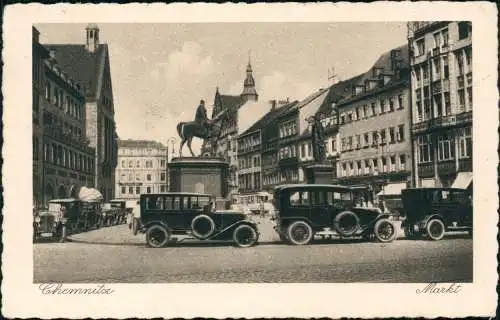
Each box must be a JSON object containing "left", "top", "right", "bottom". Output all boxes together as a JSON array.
[{"left": 166, "top": 137, "right": 176, "bottom": 192}]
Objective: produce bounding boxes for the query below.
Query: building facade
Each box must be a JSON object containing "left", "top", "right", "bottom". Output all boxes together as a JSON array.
[
  {"left": 45, "top": 23, "right": 118, "bottom": 201},
  {"left": 408, "top": 21, "right": 473, "bottom": 189},
  {"left": 33, "top": 27, "right": 95, "bottom": 206},
  {"left": 334, "top": 45, "right": 412, "bottom": 202},
  {"left": 115, "top": 140, "right": 168, "bottom": 200}
]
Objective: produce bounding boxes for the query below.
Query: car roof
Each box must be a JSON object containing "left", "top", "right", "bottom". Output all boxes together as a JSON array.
[
  {"left": 48, "top": 198, "right": 79, "bottom": 203},
  {"left": 274, "top": 184, "right": 352, "bottom": 192},
  {"left": 140, "top": 192, "right": 213, "bottom": 197},
  {"left": 110, "top": 199, "right": 125, "bottom": 202},
  {"left": 403, "top": 187, "right": 468, "bottom": 192}
]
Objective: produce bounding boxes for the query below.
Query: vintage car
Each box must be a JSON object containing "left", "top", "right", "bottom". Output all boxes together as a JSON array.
[
  {"left": 109, "top": 199, "right": 130, "bottom": 224},
  {"left": 401, "top": 188, "right": 473, "bottom": 240},
  {"left": 33, "top": 199, "right": 101, "bottom": 242},
  {"left": 135, "top": 192, "right": 260, "bottom": 248},
  {"left": 272, "top": 184, "right": 397, "bottom": 245}
]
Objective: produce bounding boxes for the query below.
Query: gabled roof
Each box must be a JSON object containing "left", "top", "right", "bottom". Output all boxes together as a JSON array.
[
  {"left": 239, "top": 101, "right": 299, "bottom": 138},
  {"left": 118, "top": 139, "right": 166, "bottom": 149},
  {"left": 43, "top": 44, "right": 108, "bottom": 101}
]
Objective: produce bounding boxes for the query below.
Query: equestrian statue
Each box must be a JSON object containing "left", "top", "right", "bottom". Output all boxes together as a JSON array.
[{"left": 176, "top": 99, "right": 225, "bottom": 157}]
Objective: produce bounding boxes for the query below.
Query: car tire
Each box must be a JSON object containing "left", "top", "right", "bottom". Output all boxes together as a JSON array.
[
  {"left": 287, "top": 221, "right": 313, "bottom": 245},
  {"left": 233, "top": 224, "right": 258, "bottom": 248},
  {"left": 145, "top": 225, "right": 170, "bottom": 248},
  {"left": 132, "top": 217, "right": 139, "bottom": 236},
  {"left": 334, "top": 211, "right": 360, "bottom": 237},
  {"left": 426, "top": 218, "right": 445, "bottom": 241},
  {"left": 373, "top": 218, "right": 397, "bottom": 243},
  {"left": 191, "top": 214, "right": 216, "bottom": 240}
]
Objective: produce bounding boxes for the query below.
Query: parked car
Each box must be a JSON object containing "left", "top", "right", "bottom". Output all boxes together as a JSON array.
[
  {"left": 33, "top": 198, "right": 100, "bottom": 242},
  {"left": 272, "top": 184, "right": 397, "bottom": 245},
  {"left": 135, "top": 192, "right": 259, "bottom": 248},
  {"left": 401, "top": 188, "right": 473, "bottom": 240}
]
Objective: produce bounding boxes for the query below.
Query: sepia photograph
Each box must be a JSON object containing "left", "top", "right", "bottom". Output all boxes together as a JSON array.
[{"left": 2, "top": 2, "right": 498, "bottom": 319}]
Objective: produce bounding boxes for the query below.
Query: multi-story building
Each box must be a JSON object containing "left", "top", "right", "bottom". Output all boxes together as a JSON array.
[
  {"left": 33, "top": 27, "right": 95, "bottom": 206},
  {"left": 44, "top": 23, "right": 118, "bottom": 201},
  {"left": 115, "top": 139, "right": 168, "bottom": 200},
  {"left": 334, "top": 45, "right": 412, "bottom": 203},
  {"left": 237, "top": 99, "right": 297, "bottom": 205},
  {"left": 408, "top": 21, "right": 473, "bottom": 189}
]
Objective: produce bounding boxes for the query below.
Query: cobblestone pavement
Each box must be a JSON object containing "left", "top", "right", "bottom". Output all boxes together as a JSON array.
[{"left": 34, "top": 217, "right": 471, "bottom": 283}]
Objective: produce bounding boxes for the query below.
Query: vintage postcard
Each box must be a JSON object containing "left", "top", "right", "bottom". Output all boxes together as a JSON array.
[{"left": 2, "top": 2, "right": 498, "bottom": 318}]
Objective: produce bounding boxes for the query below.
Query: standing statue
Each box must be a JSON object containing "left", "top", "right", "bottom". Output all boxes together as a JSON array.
[
  {"left": 176, "top": 99, "right": 224, "bottom": 157},
  {"left": 309, "top": 114, "right": 326, "bottom": 163}
]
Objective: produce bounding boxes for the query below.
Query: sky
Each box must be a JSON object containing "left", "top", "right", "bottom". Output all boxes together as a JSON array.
[{"left": 36, "top": 22, "right": 408, "bottom": 154}]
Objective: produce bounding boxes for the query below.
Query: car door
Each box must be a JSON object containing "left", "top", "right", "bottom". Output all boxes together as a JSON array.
[
  {"left": 451, "top": 190, "right": 472, "bottom": 226},
  {"left": 310, "top": 190, "right": 330, "bottom": 228}
]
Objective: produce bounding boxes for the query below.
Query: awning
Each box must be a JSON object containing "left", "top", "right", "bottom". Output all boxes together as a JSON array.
[
  {"left": 452, "top": 172, "right": 473, "bottom": 189},
  {"left": 376, "top": 182, "right": 408, "bottom": 197}
]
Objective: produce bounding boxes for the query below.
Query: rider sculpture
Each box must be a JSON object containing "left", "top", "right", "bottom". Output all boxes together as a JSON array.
[{"left": 177, "top": 99, "right": 222, "bottom": 157}]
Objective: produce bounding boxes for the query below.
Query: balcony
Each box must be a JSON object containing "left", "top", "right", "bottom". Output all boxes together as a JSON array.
[
  {"left": 278, "top": 157, "right": 299, "bottom": 168},
  {"left": 451, "top": 37, "right": 472, "bottom": 51},
  {"left": 432, "top": 81, "right": 442, "bottom": 94},
  {"left": 412, "top": 111, "right": 472, "bottom": 133}
]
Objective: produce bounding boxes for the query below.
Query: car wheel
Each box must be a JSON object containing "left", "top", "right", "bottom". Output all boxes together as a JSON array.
[
  {"left": 426, "top": 218, "right": 445, "bottom": 241},
  {"left": 146, "top": 225, "right": 170, "bottom": 248},
  {"left": 233, "top": 224, "right": 258, "bottom": 248},
  {"left": 132, "top": 217, "right": 139, "bottom": 236},
  {"left": 191, "top": 214, "right": 216, "bottom": 240},
  {"left": 373, "top": 218, "right": 396, "bottom": 243},
  {"left": 334, "top": 211, "right": 360, "bottom": 237},
  {"left": 287, "top": 221, "right": 313, "bottom": 245}
]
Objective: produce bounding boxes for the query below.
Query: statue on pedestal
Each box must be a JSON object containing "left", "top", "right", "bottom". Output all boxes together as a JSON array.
[
  {"left": 176, "top": 99, "right": 224, "bottom": 157},
  {"left": 308, "top": 114, "right": 326, "bottom": 163}
]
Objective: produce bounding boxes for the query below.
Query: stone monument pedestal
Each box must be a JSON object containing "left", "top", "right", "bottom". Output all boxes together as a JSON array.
[
  {"left": 168, "top": 157, "right": 230, "bottom": 210},
  {"left": 304, "top": 163, "right": 334, "bottom": 184}
]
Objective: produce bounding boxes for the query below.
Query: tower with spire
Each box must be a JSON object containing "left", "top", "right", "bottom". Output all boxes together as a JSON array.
[{"left": 240, "top": 52, "right": 258, "bottom": 102}]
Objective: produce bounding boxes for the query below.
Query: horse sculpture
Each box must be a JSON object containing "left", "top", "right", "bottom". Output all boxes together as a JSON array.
[{"left": 176, "top": 112, "right": 225, "bottom": 157}]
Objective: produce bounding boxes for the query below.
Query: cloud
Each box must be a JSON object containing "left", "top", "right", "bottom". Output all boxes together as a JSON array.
[{"left": 256, "top": 71, "right": 318, "bottom": 103}]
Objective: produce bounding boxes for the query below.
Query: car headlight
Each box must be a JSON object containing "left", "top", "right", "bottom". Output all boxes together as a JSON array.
[{"left": 34, "top": 217, "right": 41, "bottom": 223}]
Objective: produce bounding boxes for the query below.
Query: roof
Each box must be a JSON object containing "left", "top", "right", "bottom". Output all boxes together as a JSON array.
[
  {"left": 118, "top": 139, "right": 166, "bottom": 149},
  {"left": 239, "top": 101, "right": 299, "bottom": 137},
  {"left": 335, "top": 44, "right": 409, "bottom": 106},
  {"left": 48, "top": 198, "right": 79, "bottom": 203},
  {"left": 43, "top": 44, "right": 108, "bottom": 101}
]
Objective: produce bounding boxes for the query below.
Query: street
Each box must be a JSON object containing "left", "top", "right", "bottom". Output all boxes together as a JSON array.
[{"left": 33, "top": 222, "right": 473, "bottom": 283}]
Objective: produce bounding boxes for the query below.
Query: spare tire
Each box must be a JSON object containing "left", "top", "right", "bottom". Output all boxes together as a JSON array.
[
  {"left": 334, "top": 211, "right": 360, "bottom": 237},
  {"left": 132, "top": 217, "right": 140, "bottom": 236},
  {"left": 191, "top": 214, "right": 216, "bottom": 240}
]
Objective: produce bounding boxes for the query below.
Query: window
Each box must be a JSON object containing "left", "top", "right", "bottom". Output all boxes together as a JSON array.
[
  {"left": 458, "top": 127, "right": 472, "bottom": 158},
  {"left": 418, "top": 135, "right": 433, "bottom": 163},
  {"left": 301, "top": 144, "right": 306, "bottom": 157},
  {"left": 160, "top": 160, "right": 165, "bottom": 167},
  {"left": 372, "top": 131, "right": 379, "bottom": 146},
  {"left": 437, "top": 133, "right": 455, "bottom": 161},
  {"left": 433, "top": 32, "right": 441, "bottom": 48},
  {"left": 389, "top": 127, "right": 395, "bottom": 144},
  {"left": 355, "top": 108, "right": 360, "bottom": 120},
  {"left": 289, "top": 191, "right": 310, "bottom": 206},
  {"left": 136, "top": 160, "right": 141, "bottom": 168},
  {"left": 380, "top": 129, "right": 386, "bottom": 144},
  {"left": 362, "top": 104, "right": 367, "bottom": 118},
  {"left": 399, "top": 154, "right": 406, "bottom": 171},
  {"left": 355, "top": 135, "right": 361, "bottom": 149},
  {"left": 397, "top": 94, "right": 404, "bottom": 109},
  {"left": 458, "top": 89, "right": 466, "bottom": 111},
  {"left": 147, "top": 187, "right": 152, "bottom": 194},
  {"left": 467, "top": 87, "right": 473, "bottom": 107},
  {"left": 442, "top": 29, "right": 449, "bottom": 46},
  {"left": 129, "top": 187, "right": 133, "bottom": 194},
  {"left": 121, "top": 187, "right": 126, "bottom": 195},
  {"left": 363, "top": 133, "right": 369, "bottom": 147},
  {"left": 390, "top": 156, "right": 396, "bottom": 171},
  {"left": 371, "top": 102, "right": 377, "bottom": 116},
  {"left": 416, "top": 38, "right": 425, "bottom": 56},
  {"left": 357, "top": 161, "right": 362, "bottom": 175},
  {"left": 381, "top": 157, "right": 387, "bottom": 172},
  {"left": 443, "top": 56, "right": 449, "bottom": 79},
  {"left": 380, "top": 99, "right": 386, "bottom": 113},
  {"left": 160, "top": 172, "right": 166, "bottom": 181},
  {"left": 147, "top": 174, "right": 152, "bottom": 181},
  {"left": 129, "top": 161, "right": 133, "bottom": 168},
  {"left": 397, "top": 125, "right": 405, "bottom": 142},
  {"left": 444, "top": 92, "right": 451, "bottom": 115},
  {"left": 422, "top": 64, "right": 429, "bottom": 79},
  {"left": 388, "top": 97, "right": 395, "bottom": 112},
  {"left": 331, "top": 139, "right": 336, "bottom": 152},
  {"left": 136, "top": 187, "right": 141, "bottom": 194}
]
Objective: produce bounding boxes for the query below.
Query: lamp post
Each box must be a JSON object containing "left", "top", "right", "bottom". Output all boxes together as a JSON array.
[{"left": 166, "top": 137, "right": 176, "bottom": 192}]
